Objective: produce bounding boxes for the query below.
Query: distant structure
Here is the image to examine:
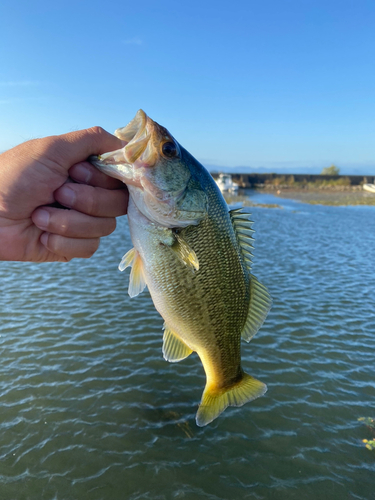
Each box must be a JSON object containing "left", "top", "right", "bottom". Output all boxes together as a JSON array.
[{"left": 214, "top": 173, "right": 239, "bottom": 193}]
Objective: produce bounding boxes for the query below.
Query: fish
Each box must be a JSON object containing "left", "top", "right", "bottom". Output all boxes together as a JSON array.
[{"left": 90, "top": 110, "right": 272, "bottom": 426}]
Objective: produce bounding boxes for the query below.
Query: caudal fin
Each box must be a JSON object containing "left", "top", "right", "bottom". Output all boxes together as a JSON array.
[{"left": 195, "top": 373, "right": 267, "bottom": 427}]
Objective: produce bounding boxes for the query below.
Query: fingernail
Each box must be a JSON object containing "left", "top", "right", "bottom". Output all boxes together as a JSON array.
[
  {"left": 71, "top": 163, "right": 92, "bottom": 184},
  {"left": 40, "top": 232, "right": 49, "bottom": 247},
  {"left": 34, "top": 209, "right": 50, "bottom": 229},
  {"left": 58, "top": 185, "right": 76, "bottom": 207}
]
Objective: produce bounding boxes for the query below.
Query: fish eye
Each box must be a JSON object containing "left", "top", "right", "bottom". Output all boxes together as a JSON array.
[{"left": 162, "top": 141, "right": 178, "bottom": 158}]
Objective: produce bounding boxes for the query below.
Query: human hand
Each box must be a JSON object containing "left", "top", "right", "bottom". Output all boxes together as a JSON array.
[{"left": 0, "top": 127, "right": 128, "bottom": 262}]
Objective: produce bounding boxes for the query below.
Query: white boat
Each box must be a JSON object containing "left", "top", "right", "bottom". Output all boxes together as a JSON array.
[
  {"left": 363, "top": 183, "right": 375, "bottom": 193},
  {"left": 215, "top": 173, "right": 239, "bottom": 193}
]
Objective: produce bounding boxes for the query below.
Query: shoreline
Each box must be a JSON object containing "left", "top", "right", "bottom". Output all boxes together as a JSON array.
[
  {"left": 260, "top": 188, "right": 375, "bottom": 206},
  {"left": 224, "top": 187, "right": 375, "bottom": 208}
]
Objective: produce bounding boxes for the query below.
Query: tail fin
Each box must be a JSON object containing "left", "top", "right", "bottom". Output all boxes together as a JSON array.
[{"left": 195, "top": 373, "right": 267, "bottom": 427}]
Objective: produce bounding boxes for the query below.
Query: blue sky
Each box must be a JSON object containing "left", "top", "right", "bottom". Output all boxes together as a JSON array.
[{"left": 1, "top": 0, "right": 374, "bottom": 173}]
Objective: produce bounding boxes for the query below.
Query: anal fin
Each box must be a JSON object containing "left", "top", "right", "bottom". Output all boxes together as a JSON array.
[{"left": 163, "top": 324, "right": 193, "bottom": 363}]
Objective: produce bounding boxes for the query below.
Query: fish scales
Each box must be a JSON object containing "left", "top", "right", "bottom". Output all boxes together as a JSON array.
[
  {"left": 129, "top": 168, "right": 248, "bottom": 382},
  {"left": 90, "top": 110, "right": 272, "bottom": 426}
]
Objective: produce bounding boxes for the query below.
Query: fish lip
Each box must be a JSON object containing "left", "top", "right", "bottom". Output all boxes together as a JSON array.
[
  {"left": 112, "top": 109, "right": 156, "bottom": 167},
  {"left": 114, "top": 109, "right": 148, "bottom": 144},
  {"left": 88, "top": 153, "right": 136, "bottom": 184}
]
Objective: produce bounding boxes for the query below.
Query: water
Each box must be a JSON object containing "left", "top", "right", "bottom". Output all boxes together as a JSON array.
[{"left": 0, "top": 195, "right": 374, "bottom": 499}]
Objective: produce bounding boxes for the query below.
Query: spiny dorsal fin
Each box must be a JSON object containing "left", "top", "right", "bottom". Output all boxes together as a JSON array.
[
  {"left": 118, "top": 247, "right": 147, "bottom": 297},
  {"left": 162, "top": 323, "right": 193, "bottom": 362},
  {"left": 229, "top": 208, "right": 255, "bottom": 272},
  {"left": 241, "top": 275, "right": 272, "bottom": 342},
  {"left": 170, "top": 233, "right": 199, "bottom": 271},
  {"left": 229, "top": 208, "right": 271, "bottom": 340}
]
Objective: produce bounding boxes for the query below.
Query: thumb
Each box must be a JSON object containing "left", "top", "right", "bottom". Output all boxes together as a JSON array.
[{"left": 50, "top": 126, "right": 124, "bottom": 170}]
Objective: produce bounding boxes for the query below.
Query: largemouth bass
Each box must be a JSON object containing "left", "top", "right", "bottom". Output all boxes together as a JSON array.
[{"left": 90, "top": 110, "right": 272, "bottom": 426}]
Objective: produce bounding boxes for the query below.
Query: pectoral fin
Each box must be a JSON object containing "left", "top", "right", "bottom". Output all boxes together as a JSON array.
[
  {"left": 241, "top": 275, "right": 272, "bottom": 342},
  {"left": 162, "top": 324, "right": 193, "bottom": 362},
  {"left": 118, "top": 248, "right": 147, "bottom": 297},
  {"left": 170, "top": 233, "right": 199, "bottom": 271},
  {"left": 118, "top": 248, "right": 136, "bottom": 272}
]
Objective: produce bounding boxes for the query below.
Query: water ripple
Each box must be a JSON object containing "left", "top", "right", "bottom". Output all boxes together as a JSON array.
[{"left": 0, "top": 207, "right": 374, "bottom": 499}]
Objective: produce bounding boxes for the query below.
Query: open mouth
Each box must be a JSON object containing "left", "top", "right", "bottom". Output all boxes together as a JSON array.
[
  {"left": 89, "top": 109, "right": 155, "bottom": 183},
  {"left": 115, "top": 109, "right": 148, "bottom": 144}
]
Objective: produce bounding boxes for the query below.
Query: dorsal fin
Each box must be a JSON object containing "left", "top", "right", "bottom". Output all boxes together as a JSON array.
[
  {"left": 118, "top": 247, "right": 147, "bottom": 297},
  {"left": 229, "top": 208, "right": 255, "bottom": 272},
  {"left": 241, "top": 275, "right": 272, "bottom": 342},
  {"left": 162, "top": 323, "right": 193, "bottom": 362},
  {"left": 229, "top": 208, "right": 272, "bottom": 341}
]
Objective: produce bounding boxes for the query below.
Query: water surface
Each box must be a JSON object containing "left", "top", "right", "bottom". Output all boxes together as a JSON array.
[{"left": 0, "top": 195, "right": 374, "bottom": 499}]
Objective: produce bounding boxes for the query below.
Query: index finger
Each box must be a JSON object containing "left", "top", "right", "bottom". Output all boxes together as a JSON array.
[{"left": 69, "top": 161, "right": 126, "bottom": 189}]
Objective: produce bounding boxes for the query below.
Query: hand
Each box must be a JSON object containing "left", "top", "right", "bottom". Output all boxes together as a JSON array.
[{"left": 0, "top": 127, "right": 128, "bottom": 262}]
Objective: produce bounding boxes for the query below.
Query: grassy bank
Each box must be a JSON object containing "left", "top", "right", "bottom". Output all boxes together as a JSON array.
[
  {"left": 257, "top": 175, "right": 375, "bottom": 205},
  {"left": 263, "top": 175, "right": 356, "bottom": 190},
  {"left": 267, "top": 189, "right": 375, "bottom": 206}
]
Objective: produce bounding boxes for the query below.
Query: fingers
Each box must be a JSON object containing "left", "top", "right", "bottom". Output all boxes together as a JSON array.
[
  {"left": 32, "top": 207, "right": 116, "bottom": 238},
  {"left": 69, "top": 161, "right": 125, "bottom": 189},
  {"left": 32, "top": 206, "right": 114, "bottom": 261},
  {"left": 40, "top": 232, "right": 100, "bottom": 260},
  {"left": 54, "top": 183, "right": 128, "bottom": 218},
  {"left": 31, "top": 171, "right": 128, "bottom": 261}
]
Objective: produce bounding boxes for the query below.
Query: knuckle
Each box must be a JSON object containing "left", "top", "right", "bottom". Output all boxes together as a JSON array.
[
  {"left": 58, "top": 220, "right": 71, "bottom": 237},
  {"left": 104, "top": 218, "right": 117, "bottom": 236},
  {"left": 49, "top": 210, "right": 71, "bottom": 236},
  {"left": 87, "top": 126, "right": 106, "bottom": 137},
  {"left": 86, "top": 187, "right": 100, "bottom": 215},
  {"left": 47, "top": 233, "right": 62, "bottom": 254},
  {"left": 85, "top": 238, "right": 100, "bottom": 258},
  {"left": 72, "top": 184, "right": 99, "bottom": 216}
]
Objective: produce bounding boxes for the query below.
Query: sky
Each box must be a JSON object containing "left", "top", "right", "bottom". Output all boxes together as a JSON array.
[{"left": 1, "top": 0, "right": 374, "bottom": 174}]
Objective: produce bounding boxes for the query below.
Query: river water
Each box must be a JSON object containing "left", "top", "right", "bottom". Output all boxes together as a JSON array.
[{"left": 0, "top": 193, "right": 374, "bottom": 499}]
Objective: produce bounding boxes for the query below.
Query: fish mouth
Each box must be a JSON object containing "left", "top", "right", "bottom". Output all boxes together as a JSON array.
[{"left": 89, "top": 109, "right": 159, "bottom": 184}]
